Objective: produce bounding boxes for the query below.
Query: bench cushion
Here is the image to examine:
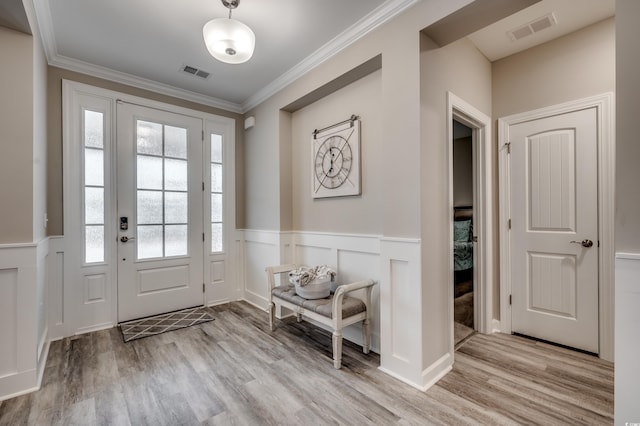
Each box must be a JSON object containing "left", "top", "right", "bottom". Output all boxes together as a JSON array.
[{"left": 272, "top": 285, "right": 366, "bottom": 319}]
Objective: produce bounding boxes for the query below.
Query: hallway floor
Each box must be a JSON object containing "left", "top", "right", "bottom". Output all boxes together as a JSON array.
[{"left": 0, "top": 301, "right": 613, "bottom": 425}]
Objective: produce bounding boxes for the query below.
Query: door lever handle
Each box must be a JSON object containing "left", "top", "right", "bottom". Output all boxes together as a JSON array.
[
  {"left": 570, "top": 239, "right": 593, "bottom": 248},
  {"left": 120, "top": 236, "right": 136, "bottom": 243}
]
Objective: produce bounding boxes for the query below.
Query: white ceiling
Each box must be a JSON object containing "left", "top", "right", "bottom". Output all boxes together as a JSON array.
[
  {"left": 36, "top": 0, "right": 400, "bottom": 111},
  {"left": 469, "top": 0, "right": 614, "bottom": 61},
  {"left": 0, "top": 0, "right": 30, "bottom": 34},
  {"left": 16, "top": 0, "right": 615, "bottom": 112}
]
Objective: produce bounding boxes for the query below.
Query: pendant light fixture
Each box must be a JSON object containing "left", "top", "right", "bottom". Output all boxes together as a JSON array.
[{"left": 203, "top": 0, "right": 255, "bottom": 64}]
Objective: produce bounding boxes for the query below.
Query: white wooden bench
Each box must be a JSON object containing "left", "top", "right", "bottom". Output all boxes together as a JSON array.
[{"left": 266, "top": 264, "right": 375, "bottom": 369}]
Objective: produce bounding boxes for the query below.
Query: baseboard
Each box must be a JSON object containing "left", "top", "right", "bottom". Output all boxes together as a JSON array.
[
  {"left": 241, "top": 296, "right": 269, "bottom": 313},
  {"left": 243, "top": 291, "right": 269, "bottom": 311},
  {"left": 36, "top": 339, "right": 50, "bottom": 390},
  {"left": 421, "top": 352, "right": 453, "bottom": 390},
  {"left": 76, "top": 322, "right": 114, "bottom": 335},
  {"left": 205, "top": 297, "right": 233, "bottom": 307},
  {"left": 0, "top": 370, "right": 38, "bottom": 402},
  {"left": 491, "top": 319, "right": 502, "bottom": 333},
  {"left": 379, "top": 352, "right": 452, "bottom": 392}
]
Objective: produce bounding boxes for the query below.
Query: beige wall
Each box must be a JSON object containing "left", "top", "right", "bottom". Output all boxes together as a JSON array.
[
  {"left": 46, "top": 67, "right": 245, "bottom": 235},
  {"left": 492, "top": 18, "right": 615, "bottom": 119},
  {"left": 291, "top": 70, "right": 383, "bottom": 234},
  {"left": 616, "top": 3, "right": 639, "bottom": 253},
  {"left": 0, "top": 26, "right": 33, "bottom": 244},
  {"left": 242, "top": 0, "right": 479, "bottom": 377},
  {"left": 243, "top": 0, "right": 475, "bottom": 234},
  {"left": 420, "top": 35, "right": 492, "bottom": 366},
  {"left": 32, "top": 19, "right": 48, "bottom": 242},
  {"left": 615, "top": 1, "right": 640, "bottom": 419},
  {"left": 242, "top": 105, "right": 282, "bottom": 230}
]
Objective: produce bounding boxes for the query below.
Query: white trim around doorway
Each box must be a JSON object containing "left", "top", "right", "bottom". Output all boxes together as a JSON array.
[
  {"left": 498, "top": 93, "right": 615, "bottom": 361},
  {"left": 447, "top": 92, "right": 495, "bottom": 357}
]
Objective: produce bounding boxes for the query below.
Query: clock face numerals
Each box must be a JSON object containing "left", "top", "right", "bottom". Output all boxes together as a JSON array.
[{"left": 314, "top": 135, "right": 353, "bottom": 189}]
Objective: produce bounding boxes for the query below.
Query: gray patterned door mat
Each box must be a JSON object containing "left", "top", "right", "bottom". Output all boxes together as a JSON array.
[{"left": 119, "top": 307, "right": 214, "bottom": 342}]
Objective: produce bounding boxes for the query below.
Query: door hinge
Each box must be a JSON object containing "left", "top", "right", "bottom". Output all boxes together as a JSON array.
[
  {"left": 506, "top": 142, "right": 511, "bottom": 154},
  {"left": 509, "top": 294, "right": 512, "bottom": 305},
  {"left": 202, "top": 181, "right": 205, "bottom": 191},
  {"left": 202, "top": 130, "right": 205, "bottom": 141},
  {"left": 202, "top": 233, "right": 205, "bottom": 242},
  {"left": 508, "top": 219, "right": 511, "bottom": 230},
  {"left": 203, "top": 283, "right": 205, "bottom": 293}
]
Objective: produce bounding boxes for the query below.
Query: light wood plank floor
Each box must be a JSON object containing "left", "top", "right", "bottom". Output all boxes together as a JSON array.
[{"left": 0, "top": 301, "right": 613, "bottom": 425}]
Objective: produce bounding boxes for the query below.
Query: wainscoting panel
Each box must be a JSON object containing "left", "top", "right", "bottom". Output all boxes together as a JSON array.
[
  {"left": 241, "top": 231, "right": 415, "bottom": 362},
  {"left": 0, "top": 268, "right": 18, "bottom": 377},
  {"left": 242, "top": 230, "right": 284, "bottom": 309},
  {"left": 291, "top": 233, "right": 382, "bottom": 352},
  {"left": 295, "top": 244, "right": 333, "bottom": 267},
  {"left": 0, "top": 241, "right": 49, "bottom": 401},
  {"left": 615, "top": 253, "right": 640, "bottom": 423},
  {"left": 336, "top": 248, "right": 381, "bottom": 351},
  {"left": 35, "top": 239, "right": 49, "bottom": 372},
  {"left": 47, "top": 237, "right": 66, "bottom": 340},
  {"left": 242, "top": 230, "right": 454, "bottom": 392},
  {"left": 390, "top": 259, "right": 411, "bottom": 363},
  {"left": 379, "top": 237, "right": 441, "bottom": 391}
]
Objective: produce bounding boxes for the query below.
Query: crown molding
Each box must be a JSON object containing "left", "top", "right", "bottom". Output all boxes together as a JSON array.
[
  {"left": 241, "top": 0, "right": 420, "bottom": 112},
  {"left": 32, "top": 0, "right": 62, "bottom": 65},
  {"left": 31, "top": 0, "right": 242, "bottom": 114},
  {"left": 49, "top": 54, "right": 243, "bottom": 113},
  {"left": 31, "top": 0, "right": 56, "bottom": 62},
  {"left": 32, "top": 0, "right": 418, "bottom": 115}
]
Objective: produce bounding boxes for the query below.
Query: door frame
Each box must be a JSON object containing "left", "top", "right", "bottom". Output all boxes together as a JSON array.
[
  {"left": 62, "top": 80, "right": 237, "bottom": 335},
  {"left": 498, "top": 93, "right": 615, "bottom": 361},
  {"left": 447, "top": 92, "right": 494, "bottom": 352}
]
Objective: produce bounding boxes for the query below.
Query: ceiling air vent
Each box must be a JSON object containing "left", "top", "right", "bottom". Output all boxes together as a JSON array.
[
  {"left": 507, "top": 13, "right": 557, "bottom": 42},
  {"left": 181, "top": 65, "right": 211, "bottom": 79}
]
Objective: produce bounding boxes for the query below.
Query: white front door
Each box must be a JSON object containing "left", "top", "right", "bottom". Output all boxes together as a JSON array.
[
  {"left": 509, "top": 107, "right": 598, "bottom": 353},
  {"left": 117, "top": 103, "right": 204, "bottom": 322}
]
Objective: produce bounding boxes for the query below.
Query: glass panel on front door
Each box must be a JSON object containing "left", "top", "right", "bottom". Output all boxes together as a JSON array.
[{"left": 136, "top": 120, "right": 189, "bottom": 259}]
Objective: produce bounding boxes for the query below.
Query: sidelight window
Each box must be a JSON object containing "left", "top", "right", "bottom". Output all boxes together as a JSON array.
[
  {"left": 211, "top": 133, "right": 224, "bottom": 253},
  {"left": 83, "top": 109, "right": 105, "bottom": 263}
]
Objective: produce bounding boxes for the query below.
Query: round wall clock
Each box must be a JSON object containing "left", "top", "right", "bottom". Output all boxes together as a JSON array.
[
  {"left": 314, "top": 135, "right": 353, "bottom": 189},
  {"left": 311, "top": 117, "right": 360, "bottom": 199}
]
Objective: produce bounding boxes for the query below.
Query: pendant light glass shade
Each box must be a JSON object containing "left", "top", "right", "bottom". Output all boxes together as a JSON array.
[{"left": 203, "top": 17, "right": 255, "bottom": 64}]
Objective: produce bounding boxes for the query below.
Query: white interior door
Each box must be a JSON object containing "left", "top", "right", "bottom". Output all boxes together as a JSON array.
[
  {"left": 117, "top": 103, "right": 204, "bottom": 322},
  {"left": 509, "top": 107, "right": 598, "bottom": 353}
]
